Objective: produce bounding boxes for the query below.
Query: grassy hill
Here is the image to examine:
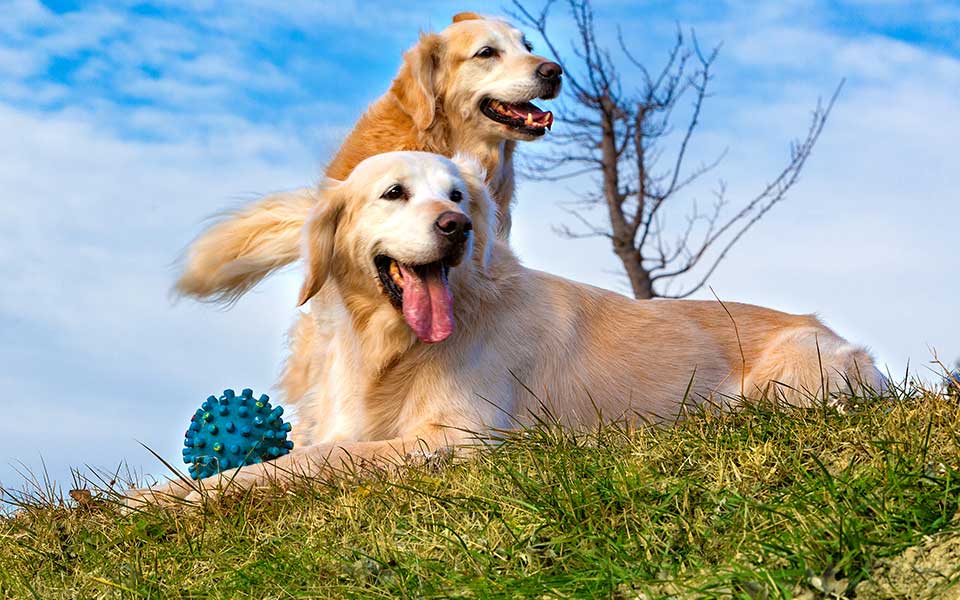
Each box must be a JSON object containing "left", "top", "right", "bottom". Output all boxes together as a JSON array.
[{"left": 2, "top": 385, "right": 959, "bottom": 599}]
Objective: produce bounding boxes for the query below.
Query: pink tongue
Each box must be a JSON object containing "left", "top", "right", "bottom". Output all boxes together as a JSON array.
[{"left": 398, "top": 263, "right": 454, "bottom": 343}]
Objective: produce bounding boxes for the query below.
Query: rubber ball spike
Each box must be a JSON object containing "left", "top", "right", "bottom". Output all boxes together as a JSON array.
[{"left": 181, "top": 387, "right": 294, "bottom": 479}]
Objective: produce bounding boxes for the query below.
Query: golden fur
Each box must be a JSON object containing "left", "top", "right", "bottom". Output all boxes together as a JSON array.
[
  {"left": 176, "top": 12, "right": 558, "bottom": 304},
  {"left": 174, "top": 13, "right": 562, "bottom": 444},
  {"left": 127, "top": 152, "right": 883, "bottom": 505}
]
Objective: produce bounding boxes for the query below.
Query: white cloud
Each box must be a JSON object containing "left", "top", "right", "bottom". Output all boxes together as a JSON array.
[{"left": 0, "top": 101, "right": 323, "bottom": 486}]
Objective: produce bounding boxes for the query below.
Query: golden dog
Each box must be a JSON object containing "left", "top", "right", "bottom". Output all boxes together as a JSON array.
[
  {"left": 127, "top": 152, "right": 883, "bottom": 505},
  {"left": 176, "top": 12, "right": 561, "bottom": 304},
  {"left": 174, "top": 13, "right": 562, "bottom": 432}
]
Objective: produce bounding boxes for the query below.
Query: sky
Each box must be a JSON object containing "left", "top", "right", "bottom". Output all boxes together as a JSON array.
[{"left": 1, "top": 0, "right": 958, "bottom": 491}]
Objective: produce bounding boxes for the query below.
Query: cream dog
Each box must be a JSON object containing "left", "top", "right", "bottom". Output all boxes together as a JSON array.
[
  {"left": 127, "top": 151, "right": 883, "bottom": 505},
  {"left": 173, "top": 13, "right": 563, "bottom": 436},
  {"left": 176, "top": 12, "right": 561, "bottom": 305}
]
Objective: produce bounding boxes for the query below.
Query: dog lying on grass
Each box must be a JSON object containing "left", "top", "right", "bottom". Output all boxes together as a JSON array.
[{"left": 127, "top": 151, "right": 884, "bottom": 506}]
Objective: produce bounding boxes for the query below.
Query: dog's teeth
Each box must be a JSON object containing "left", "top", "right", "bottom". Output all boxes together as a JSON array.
[
  {"left": 525, "top": 112, "right": 533, "bottom": 126},
  {"left": 389, "top": 260, "right": 403, "bottom": 286}
]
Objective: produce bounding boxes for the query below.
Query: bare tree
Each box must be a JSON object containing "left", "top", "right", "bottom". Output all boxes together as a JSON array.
[{"left": 511, "top": 0, "right": 840, "bottom": 299}]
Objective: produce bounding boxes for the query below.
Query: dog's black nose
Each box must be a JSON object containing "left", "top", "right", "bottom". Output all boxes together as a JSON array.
[
  {"left": 536, "top": 61, "right": 563, "bottom": 81},
  {"left": 435, "top": 211, "right": 472, "bottom": 243}
]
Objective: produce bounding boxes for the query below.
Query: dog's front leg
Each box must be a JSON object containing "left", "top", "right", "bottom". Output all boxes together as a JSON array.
[
  {"left": 181, "top": 436, "right": 453, "bottom": 503},
  {"left": 124, "top": 436, "right": 451, "bottom": 507}
]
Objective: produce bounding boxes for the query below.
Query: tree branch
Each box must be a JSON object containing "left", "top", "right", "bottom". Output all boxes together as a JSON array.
[
  {"left": 656, "top": 81, "right": 843, "bottom": 297},
  {"left": 512, "top": 0, "right": 840, "bottom": 301}
]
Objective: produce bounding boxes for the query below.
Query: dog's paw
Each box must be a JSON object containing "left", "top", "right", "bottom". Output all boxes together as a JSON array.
[
  {"left": 122, "top": 483, "right": 219, "bottom": 509},
  {"left": 120, "top": 481, "right": 197, "bottom": 512},
  {"left": 120, "top": 487, "right": 163, "bottom": 512}
]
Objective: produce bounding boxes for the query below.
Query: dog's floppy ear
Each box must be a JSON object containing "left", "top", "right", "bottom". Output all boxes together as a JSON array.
[
  {"left": 392, "top": 33, "right": 442, "bottom": 131},
  {"left": 451, "top": 153, "right": 496, "bottom": 268},
  {"left": 452, "top": 152, "right": 488, "bottom": 185},
  {"left": 452, "top": 12, "right": 484, "bottom": 23},
  {"left": 297, "top": 180, "right": 345, "bottom": 307}
]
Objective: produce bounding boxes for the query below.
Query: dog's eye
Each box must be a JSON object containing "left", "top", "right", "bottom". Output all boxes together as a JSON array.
[
  {"left": 450, "top": 189, "right": 463, "bottom": 203},
  {"left": 523, "top": 39, "right": 533, "bottom": 52},
  {"left": 381, "top": 184, "right": 407, "bottom": 201},
  {"left": 474, "top": 46, "right": 498, "bottom": 59}
]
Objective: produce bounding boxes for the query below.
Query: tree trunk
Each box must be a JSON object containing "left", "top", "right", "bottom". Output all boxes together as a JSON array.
[
  {"left": 617, "top": 248, "right": 655, "bottom": 299},
  {"left": 599, "top": 97, "right": 655, "bottom": 298}
]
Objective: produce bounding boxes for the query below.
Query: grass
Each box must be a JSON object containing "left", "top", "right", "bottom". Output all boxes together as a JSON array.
[{"left": 2, "top": 385, "right": 959, "bottom": 599}]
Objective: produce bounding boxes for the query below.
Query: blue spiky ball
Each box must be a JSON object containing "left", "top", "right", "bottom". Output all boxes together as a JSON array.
[{"left": 182, "top": 388, "right": 294, "bottom": 479}]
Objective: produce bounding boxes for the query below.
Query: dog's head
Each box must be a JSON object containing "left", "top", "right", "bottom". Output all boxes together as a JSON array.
[
  {"left": 298, "top": 151, "right": 496, "bottom": 345},
  {"left": 392, "top": 12, "right": 562, "bottom": 141}
]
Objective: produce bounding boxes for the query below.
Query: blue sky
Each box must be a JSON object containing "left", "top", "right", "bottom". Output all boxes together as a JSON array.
[{"left": 1, "top": 0, "right": 958, "bottom": 490}]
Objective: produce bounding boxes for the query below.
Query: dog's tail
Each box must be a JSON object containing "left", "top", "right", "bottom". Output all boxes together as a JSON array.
[
  {"left": 742, "top": 327, "right": 886, "bottom": 405},
  {"left": 175, "top": 188, "right": 316, "bottom": 304}
]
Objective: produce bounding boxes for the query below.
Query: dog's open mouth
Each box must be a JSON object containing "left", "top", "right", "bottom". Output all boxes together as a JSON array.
[
  {"left": 375, "top": 255, "right": 454, "bottom": 344},
  {"left": 480, "top": 98, "right": 553, "bottom": 136}
]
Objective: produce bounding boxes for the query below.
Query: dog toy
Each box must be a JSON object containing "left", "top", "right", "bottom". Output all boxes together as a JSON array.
[{"left": 182, "top": 388, "right": 294, "bottom": 479}]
